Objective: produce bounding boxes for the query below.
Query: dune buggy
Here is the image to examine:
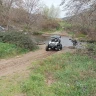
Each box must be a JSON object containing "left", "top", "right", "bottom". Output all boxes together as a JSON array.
[{"left": 46, "top": 35, "right": 62, "bottom": 51}]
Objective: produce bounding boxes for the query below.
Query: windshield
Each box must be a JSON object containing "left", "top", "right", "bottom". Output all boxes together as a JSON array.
[{"left": 51, "top": 38, "right": 58, "bottom": 42}]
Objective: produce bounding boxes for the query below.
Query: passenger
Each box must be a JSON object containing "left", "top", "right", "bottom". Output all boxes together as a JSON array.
[{"left": 69, "top": 39, "right": 77, "bottom": 46}]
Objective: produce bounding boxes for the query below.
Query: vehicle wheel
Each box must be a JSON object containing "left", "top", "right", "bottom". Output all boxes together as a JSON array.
[
  {"left": 57, "top": 46, "right": 61, "bottom": 51},
  {"left": 46, "top": 46, "right": 49, "bottom": 51},
  {"left": 60, "top": 44, "right": 62, "bottom": 50}
]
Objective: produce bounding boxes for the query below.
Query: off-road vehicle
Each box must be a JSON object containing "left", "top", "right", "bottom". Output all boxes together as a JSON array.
[{"left": 46, "top": 35, "right": 62, "bottom": 51}]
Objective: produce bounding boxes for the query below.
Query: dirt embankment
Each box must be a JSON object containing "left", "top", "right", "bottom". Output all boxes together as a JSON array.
[{"left": 42, "top": 31, "right": 69, "bottom": 37}]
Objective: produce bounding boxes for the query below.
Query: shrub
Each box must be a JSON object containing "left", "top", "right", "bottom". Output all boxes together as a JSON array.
[
  {"left": 86, "top": 43, "right": 96, "bottom": 55},
  {"left": 0, "top": 31, "right": 38, "bottom": 51},
  {"left": 42, "top": 19, "right": 60, "bottom": 31},
  {"left": 63, "top": 22, "right": 89, "bottom": 35},
  {"left": 32, "top": 31, "right": 43, "bottom": 35}
]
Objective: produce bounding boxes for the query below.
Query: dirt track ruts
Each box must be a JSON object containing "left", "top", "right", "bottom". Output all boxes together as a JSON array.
[{"left": 0, "top": 45, "right": 56, "bottom": 77}]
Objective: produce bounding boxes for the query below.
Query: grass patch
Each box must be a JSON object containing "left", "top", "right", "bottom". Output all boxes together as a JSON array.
[
  {"left": 0, "top": 72, "right": 29, "bottom": 96},
  {"left": 67, "top": 31, "right": 75, "bottom": 37},
  {"left": 0, "top": 42, "right": 28, "bottom": 58},
  {"left": 76, "top": 33, "right": 86, "bottom": 38},
  {"left": 86, "top": 43, "right": 96, "bottom": 56},
  {"left": 0, "top": 52, "right": 96, "bottom": 96},
  {"left": 0, "top": 75, "right": 21, "bottom": 96},
  {"left": 21, "top": 53, "right": 96, "bottom": 96}
]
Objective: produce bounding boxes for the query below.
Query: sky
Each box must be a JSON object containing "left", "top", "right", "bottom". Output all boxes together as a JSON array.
[
  {"left": 41, "top": 0, "right": 66, "bottom": 18},
  {"left": 42, "top": 0, "right": 61, "bottom": 7}
]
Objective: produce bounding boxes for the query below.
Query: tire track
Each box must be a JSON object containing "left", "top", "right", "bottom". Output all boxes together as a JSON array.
[{"left": 0, "top": 46, "right": 56, "bottom": 77}]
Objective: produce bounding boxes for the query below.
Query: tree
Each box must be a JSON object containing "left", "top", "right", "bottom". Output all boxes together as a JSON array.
[
  {"left": 61, "top": 0, "right": 93, "bottom": 15},
  {"left": 42, "top": 5, "right": 60, "bottom": 18},
  {"left": 0, "top": 0, "right": 2, "bottom": 5},
  {"left": 0, "top": 0, "right": 23, "bottom": 29},
  {"left": 60, "top": 0, "right": 96, "bottom": 40},
  {"left": 49, "top": 5, "right": 60, "bottom": 18},
  {"left": 22, "top": 0, "right": 41, "bottom": 32},
  {"left": 42, "top": 5, "right": 49, "bottom": 18}
]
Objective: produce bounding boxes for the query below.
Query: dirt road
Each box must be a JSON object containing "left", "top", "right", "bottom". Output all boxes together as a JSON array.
[
  {"left": 0, "top": 45, "right": 57, "bottom": 77},
  {"left": 0, "top": 44, "right": 74, "bottom": 77}
]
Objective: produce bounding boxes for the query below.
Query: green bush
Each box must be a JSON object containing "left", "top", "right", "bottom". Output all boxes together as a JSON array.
[
  {"left": 63, "top": 22, "right": 89, "bottom": 35},
  {"left": 0, "top": 32, "right": 38, "bottom": 51},
  {"left": 32, "top": 31, "right": 43, "bottom": 35},
  {"left": 42, "top": 19, "right": 60, "bottom": 31}
]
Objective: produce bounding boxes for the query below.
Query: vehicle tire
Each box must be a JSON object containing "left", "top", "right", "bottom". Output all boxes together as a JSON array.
[
  {"left": 57, "top": 46, "right": 61, "bottom": 51},
  {"left": 46, "top": 46, "right": 49, "bottom": 51},
  {"left": 60, "top": 44, "right": 62, "bottom": 50}
]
